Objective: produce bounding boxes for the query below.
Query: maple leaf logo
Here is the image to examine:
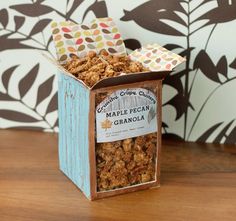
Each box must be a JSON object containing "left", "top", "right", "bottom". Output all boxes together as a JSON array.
[{"left": 101, "top": 118, "right": 112, "bottom": 130}]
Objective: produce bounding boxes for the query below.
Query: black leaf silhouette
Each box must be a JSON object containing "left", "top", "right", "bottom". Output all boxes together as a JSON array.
[
  {"left": 124, "top": 39, "right": 141, "bottom": 50},
  {"left": 216, "top": 56, "right": 227, "bottom": 78},
  {"left": 0, "top": 92, "right": 16, "bottom": 101},
  {"left": 35, "top": 75, "right": 55, "bottom": 107},
  {"left": 214, "top": 120, "right": 234, "bottom": 143},
  {"left": 66, "top": 0, "right": 83, "bottom": 19},
  {"left": 162, "top": 133, "right": 184, "bottom": 141},
  {"left": 229, "top": 58, "right": 236, "bottom": 69},
  {"left": 164, "top": 72, "right": 186, "bottom": 118},
  {"left": 192, "top": 0, "right": 213, "bottom": 10},
  {"left": 225, "top": 126, "right": 236, "bottom": 144},
  {"left": 0, "top": 33, "right": 36, "bottom": 52},
  {"left": 179, "top": 47, "right": 195, "bottom": 58},
  {"left": 164, "top": 93, "right": 194, "bottom": 120},
  {"left": 120, "top": 1, "right": 186, "bottom": 36},
  {"left": 2, "top": 65, "right": 19, "bottom": 91},
  {"left": 197, "top": 1, "right": 236, "bottom": 25},
  {"left": 46, "top": 92, "right": 58, "bottom": 115},
  {"left": 193, "top": 50, "right": 220, "bottom": 83},
  {"left": 10, "top": 2, "right": 53, "bottom": 17},
  {"left": 197, "top": 122, "right": 223, "bottom": 142},
  {"left": 53, "top": 118, "right": 59, "bottom": 128},
  {"left": 162, "top": 122, "right": 169, "bottom": 129},
  {"left": 0, "top": 110, "right": 39, "bottom": 122},
  {"left": 7, "top": 126, "right": 45, "bottom": 131},
  {"left": 29, "top": 19, "right": 51, "bottom": 36},
  {"left": 14, "top": 16, "right": 25, "bottom": 31},
  {"left": 0, "top": 8, "right": 8, "bottom": 28},
  {"left": 46, "top": 36, "right": 53, "bottom": 49},
  {"left": 163, "top": 44, "right": 183, "bottom": 50},
  {"left": 163, "top": 70, "right": 186, "bottom": 94},
  {"left": 82, "top": 0, "right": 108, "bottom": 21},
  {"left": 19, "top": 64, "right": 39, "bottom": 98}
]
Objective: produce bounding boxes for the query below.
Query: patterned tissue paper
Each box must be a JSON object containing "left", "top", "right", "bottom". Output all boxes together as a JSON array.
[
  {"left": 51, "top": 18, "right": 126, "bottom": 63},
  {"left": 51, "top": 17, "right": 185, "bottom": 75},
  {"left": 129, "top": 43, "right": 186, "bottom": 72}
]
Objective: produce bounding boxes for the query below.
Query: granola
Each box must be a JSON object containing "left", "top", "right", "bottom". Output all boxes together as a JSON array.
[
  {"left": 63, "top": 50, "right": 148, "bottom": 87},
  {"left": 63, "top": 50, "right": 157, "bottom": 192},
  {"left": 96, "top": 133, "right": 156, "bottom": 191}
]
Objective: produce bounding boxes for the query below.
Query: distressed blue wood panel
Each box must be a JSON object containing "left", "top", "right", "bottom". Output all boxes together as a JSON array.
[{"left": 58, "top": 73, "right": 91, "bottom": 199}]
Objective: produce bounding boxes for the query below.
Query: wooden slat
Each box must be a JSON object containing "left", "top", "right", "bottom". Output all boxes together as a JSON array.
[{"left": 58, "top": 73, "right": 91, "bottom": 198}]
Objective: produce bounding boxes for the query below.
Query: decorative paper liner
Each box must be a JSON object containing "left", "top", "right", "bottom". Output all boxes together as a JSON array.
[
  {"left": 129, "top": 43, "right": 186, "bottom": 72},
  {"left": 51, "top": 17, "right": 185, "bottom": 71},
  {"left": 51, "top": 17, "right": 126, "bottom": 63}
]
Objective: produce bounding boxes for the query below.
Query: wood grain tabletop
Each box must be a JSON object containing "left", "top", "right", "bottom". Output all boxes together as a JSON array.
[{"left": 0, "top": 130, "right": 236, "bottom": 221}]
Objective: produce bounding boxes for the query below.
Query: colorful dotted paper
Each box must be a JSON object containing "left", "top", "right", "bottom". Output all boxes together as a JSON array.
[
  {"left": 51, "top": 18, "right": 126, "bottom": 63},
  {"left": 129, "top": 43, "right": 186, "bottom": 72}
]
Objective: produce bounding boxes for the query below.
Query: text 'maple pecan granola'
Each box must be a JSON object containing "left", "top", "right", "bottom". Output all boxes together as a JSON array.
[{"left": 63, "top": 50, "right": 157, "bottom": 191}]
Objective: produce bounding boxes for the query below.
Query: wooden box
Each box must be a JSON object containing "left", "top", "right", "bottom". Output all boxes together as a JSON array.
[{"left": 50, "top": 18, "right": 185, "bottom": 200}]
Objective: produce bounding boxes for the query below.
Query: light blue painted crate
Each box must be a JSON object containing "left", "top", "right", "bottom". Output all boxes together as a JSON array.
[
  {"left": 57, "top": 71, "right": 168, "bottom": 200},
  {"left": 58, "top": 73, "right": 92, "bottom": 198}
]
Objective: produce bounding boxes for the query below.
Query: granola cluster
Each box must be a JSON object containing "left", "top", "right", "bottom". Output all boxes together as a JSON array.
[
  {"left": 63, "top": 50, "right": 148, "bottom": 87},
  {"left": 96, "top": 133, "right": 157, "bottom": 191}
]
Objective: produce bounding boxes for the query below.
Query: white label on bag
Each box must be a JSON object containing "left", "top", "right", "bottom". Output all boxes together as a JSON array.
[{"left": 96, "top": 88, "right": 157, "bottom": 143}]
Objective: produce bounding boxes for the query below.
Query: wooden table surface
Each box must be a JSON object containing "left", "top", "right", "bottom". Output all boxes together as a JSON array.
[{"left": 0, "top": 130, "right": 236, "bottom": 221}]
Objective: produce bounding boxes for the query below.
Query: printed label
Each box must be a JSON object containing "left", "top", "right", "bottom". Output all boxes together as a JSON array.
[{"left": 96, "top": 88, "right": 157, "bottom": 142}]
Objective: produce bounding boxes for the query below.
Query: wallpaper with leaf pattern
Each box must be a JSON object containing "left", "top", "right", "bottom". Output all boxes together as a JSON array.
[{"left": 0, "top": 0, "right": 236, "bottom": 143}]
